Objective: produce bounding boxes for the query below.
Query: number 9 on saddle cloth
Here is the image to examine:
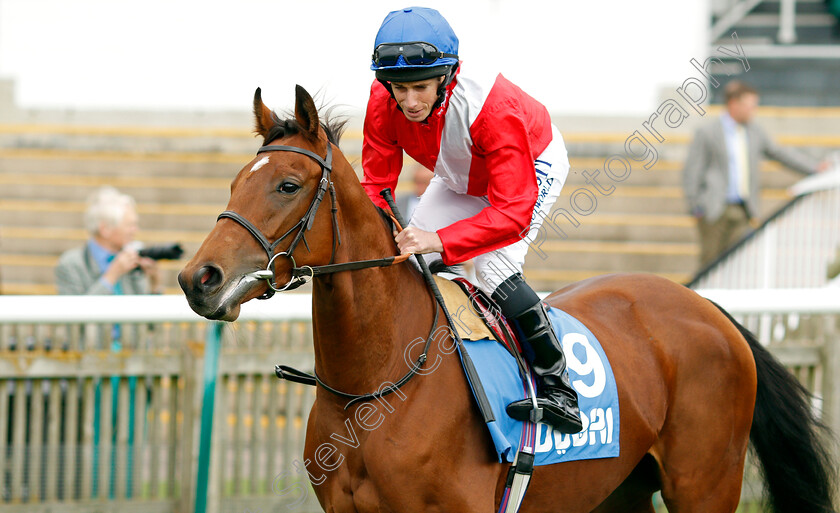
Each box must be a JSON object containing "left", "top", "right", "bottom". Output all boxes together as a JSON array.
[{"left": 438, "top": 275, "right": 620, "bottom": 466}]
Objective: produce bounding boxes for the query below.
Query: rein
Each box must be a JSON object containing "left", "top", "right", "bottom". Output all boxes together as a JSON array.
[
  {"left": 277, "top": 299, "right": 439, "bottom": 409},
  {"left": 216, "top": 139, "right": 433, "bottom": 408}
]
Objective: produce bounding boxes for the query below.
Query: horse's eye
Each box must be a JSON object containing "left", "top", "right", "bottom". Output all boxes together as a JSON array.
[{"left": 277, "top": 182, "right": 301, "bottom": 195}]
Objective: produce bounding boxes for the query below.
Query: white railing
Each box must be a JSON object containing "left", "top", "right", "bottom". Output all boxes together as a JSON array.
[
  {"left": 696, "top": 287, "right": 840, "bottom": 314},
  {"left": 0, "top": 294, "right": 319, "bottom": 513},
  {"left": 0, "top": 294, "right": 312, "bottom": 324},
  {"left": 691, "top": 171, "right": 840, "bottom": 289},
  {"left": 0, "top": 289, "right": 837, "bottom": 512}
]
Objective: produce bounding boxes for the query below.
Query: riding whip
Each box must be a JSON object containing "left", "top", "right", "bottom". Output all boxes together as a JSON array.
[{"left": 380, "top": 188, "right": 494, "bottom": 423}]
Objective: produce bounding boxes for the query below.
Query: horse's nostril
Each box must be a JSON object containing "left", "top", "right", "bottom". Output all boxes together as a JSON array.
[{"left": 195, "top": 265, "right": 223, "bottom": 291}]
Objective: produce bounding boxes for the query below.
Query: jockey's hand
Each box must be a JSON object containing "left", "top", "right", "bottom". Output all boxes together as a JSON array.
[{"left": 394, "top": 226, "right": 443, "bottom": 255}]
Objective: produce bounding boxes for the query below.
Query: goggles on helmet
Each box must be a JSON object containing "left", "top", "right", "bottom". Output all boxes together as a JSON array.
[{"left": 372, "top": 41, "right": 458, "bottom": 68}]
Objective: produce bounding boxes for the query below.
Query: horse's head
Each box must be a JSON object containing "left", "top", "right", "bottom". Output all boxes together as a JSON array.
[{"left": 179, "top": 85, "right": 343, "bottom": 320}]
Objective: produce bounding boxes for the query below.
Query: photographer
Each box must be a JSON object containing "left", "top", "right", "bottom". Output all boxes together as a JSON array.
[{"left": 55, "top": 186, "right": 176, "bottom": 295}]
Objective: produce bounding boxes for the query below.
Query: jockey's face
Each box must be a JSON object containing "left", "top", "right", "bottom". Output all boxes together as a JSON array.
[{"left": 390, "top": 76, "right": 444, "bottom": 122}]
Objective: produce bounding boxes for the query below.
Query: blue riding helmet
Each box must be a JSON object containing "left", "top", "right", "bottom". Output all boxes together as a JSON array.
[{"left": 371, "top": 7, "right": 459, "bottom": 82}]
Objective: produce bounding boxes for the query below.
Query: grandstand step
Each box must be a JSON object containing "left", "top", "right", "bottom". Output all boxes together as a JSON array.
[
  {"left": 523, "top": 270, "right": 691, "bottom": 293},
  {"left": 0, "top": 150, "right": 359, "bottom": 178},
  {"left": 0, "top": 282, "right": 58, "bottom": 295},
  {"left": 0, "top": 150, "right": 822, "bottom": 184},
  {"left": 552, "top": 189, "right": 792, "bottom": 217},
  {"left": 0, "top": 232, "right": 204, "bottom": 259},
  {"left": 1, "top": 199, "right": 701, "bottom": 243},
  {"left": 553, "top": 217, "right": 697, "bottom": 243},
  {"left": 1, "top": 201, "right": 221, "bottom": 231},
  {"left": 524, "top": 241, "right": 698, "bottom": 275},
  {"left": 0, "top": 182, "right": 231, "bottom": 205},
  {"left": 567, "top": 160, "right": 814, "bottom": 189},
  {"left": 0, "top": 153, "right": 245, "bottom": 178},
  {"left": 1, "top": 254, "right": 186, "bottom": 295},
  {"left": 0, "top": 113, "right": 835, "bottom": 295},
  {"left": 0, "top": 123, "right": 365, "bottom": 158},
  {"left": 0, "top": 170, "right": 805, "bottom": 207}
]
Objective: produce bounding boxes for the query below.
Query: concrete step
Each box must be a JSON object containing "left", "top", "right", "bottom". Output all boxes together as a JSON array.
[
  {"left": 552, "top": 187, "right": 792, "bottom": 217},
  {"left": 0, "top": 128, "right": 835, "bottom": 175},
  {"left": 6, "top": 180, "right": 788, "bottom": 213},
  {"left": 753, "top": 1, "right": 836, "bottom": 15},
  {"left": 0, "top": 282, "right": 57, "bottom": 295},
  {"left": 0, "top": 181, "right": 232, "bottom": 205},
  {"left": 0, "top": 201, "right": 221, "bottom": 231},
  {"left": 0, "top": 148, "right": 824, "bottom": 192},
  {"left": 3, "top": 247, "right": 696, "bottom": 299},
  {"left": 0, "top": 122, "right": 365, "bottom": 155},
  {"left": 0, "top": 116, "right": 832, "bottom": 297},
  {"left": 525, "top": 240, "right": 697, "bottom": 274},
  {"left": 523, "top": 269, "right": 691, "bottom": 294},
  {"left": 1, "top": 253, "right": 186, "bottom": 295},
  {"left": 0, "top": 148, "right": 363, "bottom": 178},
  {"left": 565, "top": 161, "right": 806, "bottom": 189},
  {"left": 0, "top": 153, "right": 245, "bottom": 179},
  {"left": 0, "top": 193, "right": 782, "bottom": 250},
  {"left": 0, "top": 228, "right": 205, "bottom": 257},
  {"left": 0, "top": 168, "right": 804, "bottom": 212},
  {"left": 554, "top": 216, "right": 697, "bottom": 243},
  {"left": 719, "top": 23, "right": 840, "bottom": 45}
]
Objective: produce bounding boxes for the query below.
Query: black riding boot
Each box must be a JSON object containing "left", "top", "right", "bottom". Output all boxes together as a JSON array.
[{"left": 492, "top": 274, "right": 583, "bottom": 434}]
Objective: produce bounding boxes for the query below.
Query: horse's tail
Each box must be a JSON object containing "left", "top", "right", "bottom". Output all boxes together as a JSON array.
[{"left": 711, "top": 301, "right": 837, "bottom": 513}]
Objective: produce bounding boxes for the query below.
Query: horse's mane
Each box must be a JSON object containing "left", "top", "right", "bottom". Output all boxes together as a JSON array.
[{"left": 260, "top": 107, "right": 348, "bottom": 147}]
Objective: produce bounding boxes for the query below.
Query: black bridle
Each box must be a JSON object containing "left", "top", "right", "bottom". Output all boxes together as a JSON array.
[
  {"left": 217, "top": 141, "right": 409, "bottom": 298},
  {"left": 216, "top": 139, "right": 435, "bottom": 409}
]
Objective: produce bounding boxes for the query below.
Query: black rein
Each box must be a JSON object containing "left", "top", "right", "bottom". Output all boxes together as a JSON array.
[{"left": 216, "top": 139, "right": 437, "bottom": 409}]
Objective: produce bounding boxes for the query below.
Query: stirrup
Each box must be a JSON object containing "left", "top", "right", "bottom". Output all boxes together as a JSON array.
[{"left": 506, "top": 397, "right": 583, "bottom": 434}]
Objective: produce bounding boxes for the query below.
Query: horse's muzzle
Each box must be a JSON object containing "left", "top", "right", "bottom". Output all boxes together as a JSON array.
[{"left": 179, "top": 263, "right": 262, "bottom": 321}]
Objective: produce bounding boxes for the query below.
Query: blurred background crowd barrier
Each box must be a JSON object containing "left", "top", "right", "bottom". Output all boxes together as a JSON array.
[
  {"left": 0, "top": 295, "right": 322, "bottom": 513},
  {"left": 0, "top": 292, "right": 837, "bottom": 512}
]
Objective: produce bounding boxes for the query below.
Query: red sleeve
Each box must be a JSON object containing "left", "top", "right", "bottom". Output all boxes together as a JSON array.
[
  {"left": 437, "top": 96, "right": 539, "bottom": 265},
  {"left": 361, "top": 81, "right": 404, "bottom": 210}
]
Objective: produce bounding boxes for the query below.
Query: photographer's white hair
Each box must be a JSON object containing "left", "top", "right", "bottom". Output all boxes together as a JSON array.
[{"left": 84, "top": 186, "right": 136, "bottom": 235}]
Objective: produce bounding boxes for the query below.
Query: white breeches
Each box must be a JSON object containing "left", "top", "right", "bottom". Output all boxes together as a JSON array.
[{"left": 410, "top": 125, "right": 569, "bottom": 294}]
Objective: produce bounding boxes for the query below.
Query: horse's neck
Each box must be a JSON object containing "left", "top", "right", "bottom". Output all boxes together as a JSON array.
[{"left": 310, "top": 187, "right": 433, "bottom": 395}]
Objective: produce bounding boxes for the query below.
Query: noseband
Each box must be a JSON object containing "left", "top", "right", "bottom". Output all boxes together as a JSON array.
[{"left": 217, "top": 140, "right": 409, "bottom": 298}]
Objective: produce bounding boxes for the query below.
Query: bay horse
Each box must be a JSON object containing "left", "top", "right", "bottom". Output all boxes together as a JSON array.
[{"left": 179, "top": 86, "right": 836, "bottom": 513}]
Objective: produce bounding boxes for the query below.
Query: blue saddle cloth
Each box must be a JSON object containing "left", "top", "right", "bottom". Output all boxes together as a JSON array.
[{"left": 459, "top": 306, "right": 620, "bottom": 466}]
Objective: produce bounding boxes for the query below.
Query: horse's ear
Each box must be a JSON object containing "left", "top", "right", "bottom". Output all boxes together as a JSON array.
[
  {"left": 294, "top": 85, "right": 319, "bottom": 139},
  {"left": 253, "top": 87, "right": 275, "bottom": 139}
]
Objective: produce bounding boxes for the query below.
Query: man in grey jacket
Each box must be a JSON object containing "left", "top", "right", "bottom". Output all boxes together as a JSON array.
[
  {"left": 55, "top": 186, "right": 161, "bottom": 295},
  {"left": 683, "top": 81, "right": 825, "bottom": 267}
]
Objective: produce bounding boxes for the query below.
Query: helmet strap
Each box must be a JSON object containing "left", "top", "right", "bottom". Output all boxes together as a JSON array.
[
  {"left": 432, "top": 63, "right": 459, "bottom": 110},
  {"left": 378, "top": 63, "right": 459, "bottom": 117}
]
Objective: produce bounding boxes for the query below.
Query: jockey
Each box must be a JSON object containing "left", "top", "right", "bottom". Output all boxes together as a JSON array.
[{"left": 362, "top": 6, "right": 582, "bottom": 434}]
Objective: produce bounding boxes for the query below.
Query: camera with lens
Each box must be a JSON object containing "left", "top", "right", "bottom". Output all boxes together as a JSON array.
[{"left": 138, "top": 243, "right": 184, "bottom": 261}]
